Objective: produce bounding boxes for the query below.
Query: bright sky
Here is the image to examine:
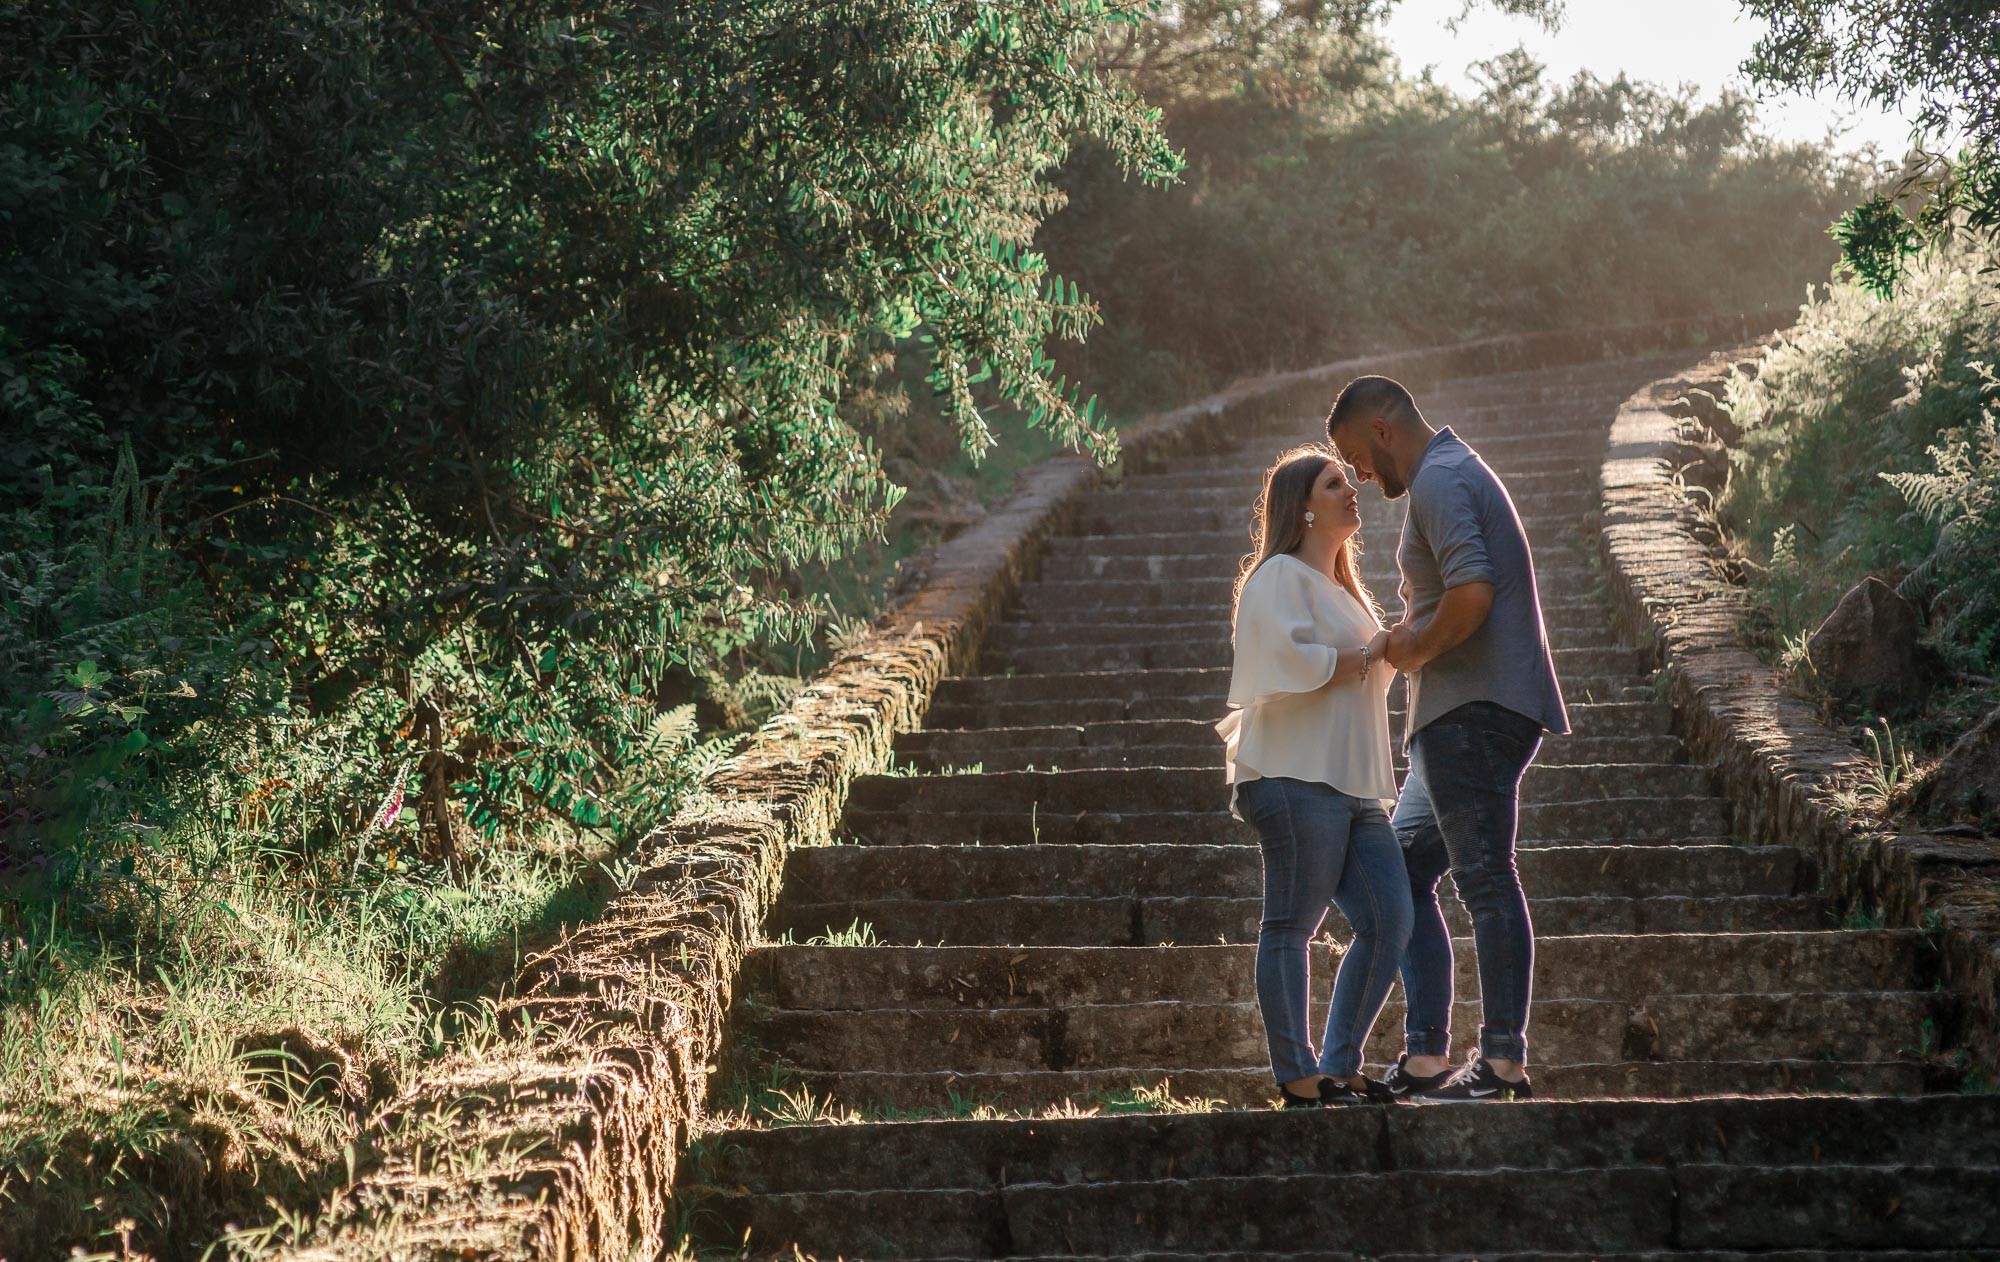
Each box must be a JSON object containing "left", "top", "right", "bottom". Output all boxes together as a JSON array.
[{"left": 1379, "top": 0, "right": 1924, "bottom": 157}]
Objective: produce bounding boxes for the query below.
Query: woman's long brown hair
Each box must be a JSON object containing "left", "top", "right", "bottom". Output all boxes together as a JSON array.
[{"left": 1231, "top": 443, "right": 1375, "bottom": 628}]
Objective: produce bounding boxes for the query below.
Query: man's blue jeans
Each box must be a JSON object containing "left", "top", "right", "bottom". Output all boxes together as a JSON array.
[
  {"left": 1237, "top": 777, "right": 1414, "bottom": 1083},
  {"left": 1394, "top": 700, "right": 1544, "bottom": 1064}
]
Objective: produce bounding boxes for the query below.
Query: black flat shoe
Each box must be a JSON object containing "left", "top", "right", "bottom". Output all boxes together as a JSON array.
[
  {"left": 1278, "top": 1079, "right": 1330, "bottom": 1108},
  {"left": 1278, "top": 1075, "right": 1398, "bottom": 1108},
  {"left": 1318, "top": 1074, "right": 1400, "bottom": 1106}
]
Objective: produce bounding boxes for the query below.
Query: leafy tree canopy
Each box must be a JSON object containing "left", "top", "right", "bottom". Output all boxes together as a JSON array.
[
  {"left": 0, "top": 0, "right": 1180, "bottom": 879},
  {"left": 1741, "top": 0, "right": 2000, "bottom": 292}
]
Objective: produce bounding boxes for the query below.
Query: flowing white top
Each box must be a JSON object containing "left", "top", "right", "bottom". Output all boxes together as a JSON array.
[{"left": 1215, "top": 553, "right": 1396, "bottom": 818}]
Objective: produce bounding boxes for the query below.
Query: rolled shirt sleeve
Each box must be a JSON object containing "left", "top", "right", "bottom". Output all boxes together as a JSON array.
[{"left": 1412, "top": 467, "right": 1496, "bottom": 589}]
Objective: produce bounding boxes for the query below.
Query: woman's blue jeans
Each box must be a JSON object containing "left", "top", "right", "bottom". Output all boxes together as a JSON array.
[
  {"left": 1394, "top": 700, "right": 1544, "bottom": 1064},
  {"left": 1237, "top": 776, "right": 1414, "bottom": 1083}
]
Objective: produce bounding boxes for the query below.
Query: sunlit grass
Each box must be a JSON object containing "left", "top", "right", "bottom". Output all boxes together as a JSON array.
[{"left": 0, "top": 817, "right": 600, "bottom": 1242}]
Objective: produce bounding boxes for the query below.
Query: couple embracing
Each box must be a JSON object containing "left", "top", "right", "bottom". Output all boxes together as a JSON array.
[{"left": 1215, "top": 375, "right": 1569, "bottom": 1108}]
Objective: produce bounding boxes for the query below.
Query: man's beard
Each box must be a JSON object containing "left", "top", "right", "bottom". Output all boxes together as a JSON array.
[{"left": 1375, "top": 442, "right": 1408, "bottom": 498}]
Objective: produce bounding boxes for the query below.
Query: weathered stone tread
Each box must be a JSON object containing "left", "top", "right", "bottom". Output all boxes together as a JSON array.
[{"left": 702, "top": 348, "right": 1982, "bottom": 1260}]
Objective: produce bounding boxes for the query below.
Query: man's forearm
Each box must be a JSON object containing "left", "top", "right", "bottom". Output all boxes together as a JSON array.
[{"left": 1388, "top": 581, "right": 1495, "bottom": 671}]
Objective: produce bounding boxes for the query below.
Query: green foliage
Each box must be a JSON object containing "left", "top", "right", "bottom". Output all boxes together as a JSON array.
[
  {"left": 1724, "top": 239, "right": 2000, "bottom": 676},
  {"left": 1882, "top": 394, "right": 2000, "bottom": 667},
  {"left": 1831, "top": 195, "right": 1927, "bottom": 298},
  {"left": 1740, "top": 0, "right": 2000, "bottom": 288},
  {"left": 2, "top": 0, "right": 1177, "bottom": 865},
  {"left": 1041, "top": 39, "right": 1862, "bottom": 408},
  {"left": 0, "top": 2, "right": 1176, "bottom": 1253}
]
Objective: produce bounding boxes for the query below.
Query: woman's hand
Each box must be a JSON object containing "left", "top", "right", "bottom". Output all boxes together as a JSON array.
[{"left": 1367, "top": 628, "right": 1394, "bottom": 674}]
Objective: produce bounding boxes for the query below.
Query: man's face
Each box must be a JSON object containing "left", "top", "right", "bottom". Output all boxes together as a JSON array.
[{"left": 1332, "top": 419, "right": 1407, "bottom": 499}]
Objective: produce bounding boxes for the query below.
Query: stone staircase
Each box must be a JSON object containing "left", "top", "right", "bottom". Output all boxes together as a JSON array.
[{"left": 686, "top": 352, "right": 2000, "bottom": 1258}]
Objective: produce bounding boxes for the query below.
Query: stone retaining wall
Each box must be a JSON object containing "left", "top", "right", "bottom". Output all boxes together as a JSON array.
[
  {"left": 1599, "top": 348, "right": 2000, "bottom": 1086},
  {"left": 275, "top": 308, "right": 1790, "bottom": 1261}
]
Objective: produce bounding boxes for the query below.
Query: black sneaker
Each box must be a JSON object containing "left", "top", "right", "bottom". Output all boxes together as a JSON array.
[
  {"left": 1380, "top": 1053, "right": 1452, "bottom": 1099},
  {"left": 1418, "top": 1054, "right": 1534, "bottom": 1102}
]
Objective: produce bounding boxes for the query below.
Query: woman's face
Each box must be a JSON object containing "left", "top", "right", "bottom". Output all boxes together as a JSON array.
[{"left": 1305, "top": 460, "right": 1362, "bottom": 541}]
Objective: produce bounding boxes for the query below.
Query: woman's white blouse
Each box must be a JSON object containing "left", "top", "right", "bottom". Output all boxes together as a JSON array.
[{"left": 1215, "top": 553, "right": 1396, "bottom": 817}]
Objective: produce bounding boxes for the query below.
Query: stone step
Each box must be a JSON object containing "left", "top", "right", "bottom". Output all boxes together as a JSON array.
[
  {"left": 1006, "top": 595, "right": 1615, "bottom": 632},
  {"left": 776, "top": 840, "right": 1812, "bottom": 913},
  {"left": 1074, "top": 495, "right": 1596, "bottom": 538},
  {"left": 746, "top": 935, "right": 1917, "bottom": 1010},
  {"left": 908, "top": 704, "right": 1675, "bottom": 755},
  {"left": 1012, "top": 571, "right": 1606, "bottom": 612},
  {"left": 1024, "top": 572, "right": 1600, "bottom": 612},
  {"left": 743, "top": 989, "right": 1936, "bottom": 1078},
  {"left": 1121, "top": 449, "right": 1606, "bottom": 489},
  {"left": 900, "top": 714, "right": 1676, "bottom": 760},
  {"left": 907, "top": 727, "right": 1677, "bottom": 768},
  {"left": 1039, "top": 546, "right": 1597, "bottom": 584},
  {"left": 921, "top": 678, "right": 1658, "bottom": 730},
  {"left": 895, "top": 732, "right": 1686, "bottom": 773},
  {"left": 920, "top": 686, "right": 1653, "bottom": 731},
  {"left": 775, "top": 890, "right": 1833, "bottom": 945},
  {"left": 984, "top": 624, "right": 1624, "bottom": 660},
  {"left": 750, "top": 1058, "right": 1924, "bottom": 1116},
  {"left": 1224, "top": 410, "right": 1612, "bottom": 445},
  {"left": 1098, "top": 470, "right": 1594, "bottom": 514},
  {"left": 1234, "top": 412, "right": 1618, "bottom": 446},
  {"left": 693, "top": 1161, "right": 2000, "bottom": 1259},
  {"left": 700, "top": 1095, "right": 1998, "bottom": 1198},
  {"left": 983, "top": 629, "right": 1626, "bottom": 675},
  {"left": 927, "top": 664, "right": 1641, "bottom": 713},
  {"left": 839, "top": 798, "right": 1734, "bottom": 846},
  {"left": 847, "top": 764, "right": 1714, "bottom": 817}
]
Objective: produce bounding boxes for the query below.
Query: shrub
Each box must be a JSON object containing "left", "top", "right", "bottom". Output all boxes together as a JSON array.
[
  {"left": 1884, "top": 394, "right": 2000, "bottom": 669},
  {"left": 1723, "top": 239, "right": 2000, "bottom": 676}
]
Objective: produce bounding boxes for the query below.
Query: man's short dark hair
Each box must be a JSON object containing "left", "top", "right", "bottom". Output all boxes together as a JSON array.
[{"left": 1326, "top": 375, "right": 1422, "bottom": 439}]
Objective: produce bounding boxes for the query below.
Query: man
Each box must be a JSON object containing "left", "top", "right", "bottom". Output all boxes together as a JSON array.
[{"left": 1326, "top": 374, "right": 1568, "bottom": 1102}]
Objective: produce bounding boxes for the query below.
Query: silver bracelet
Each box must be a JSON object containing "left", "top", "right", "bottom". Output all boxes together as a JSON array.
[{"left": 1359, "top": 642, "right": 1373, "bottom": 683}]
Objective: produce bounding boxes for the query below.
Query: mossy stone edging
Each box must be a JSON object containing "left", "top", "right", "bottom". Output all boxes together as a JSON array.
[
  {"left": 1598, "top": 349, "right": 2000, "bottom": 1084},
  {"left": 270, "top": 309, "right": 1787, "bottom": 1262}
]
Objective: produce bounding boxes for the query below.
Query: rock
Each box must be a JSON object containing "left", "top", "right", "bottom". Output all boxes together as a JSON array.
[
  {"left": 1914, "top": 704, "right": 2000, "bottom": 831},
  {"left": 1804, "top": 577, "right": 1934, "bottom": 715}
]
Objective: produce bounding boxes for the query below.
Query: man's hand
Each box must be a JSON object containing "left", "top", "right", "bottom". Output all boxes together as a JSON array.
[
  {"left": 1384, "top": 581, "right": 1495, "bottom": 674},
  {"left": 1381, "top": 623, "right": 1419, "bottom": 671}
]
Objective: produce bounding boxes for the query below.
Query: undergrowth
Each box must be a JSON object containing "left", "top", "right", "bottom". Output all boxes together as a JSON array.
[{"left": 1721, "top": 238, "right": 2000, "bottom": 785}]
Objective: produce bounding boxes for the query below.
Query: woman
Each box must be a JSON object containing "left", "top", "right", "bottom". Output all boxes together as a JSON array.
[{"left": 1214, "top": 443, "right": 1412, "bottom": 1108}]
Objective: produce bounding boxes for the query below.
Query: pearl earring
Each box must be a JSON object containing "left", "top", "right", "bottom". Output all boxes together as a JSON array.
[{"left": 1304, "top": 511, "right": 1315, "bottom": 528}]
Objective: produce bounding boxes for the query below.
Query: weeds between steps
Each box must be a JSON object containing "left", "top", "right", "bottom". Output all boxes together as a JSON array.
[
  {"left": 1826, "top": 718, "right": 1919, "bottom": 820},
  {"left": 769, "top": 920, "right": 883, "bottom": 948},
  {"left": 878, "top": 752, "right": 987, "bottom": 778},
  {"left": 711, "top": 1063, "right": 1228, "bottom": 1132}
]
